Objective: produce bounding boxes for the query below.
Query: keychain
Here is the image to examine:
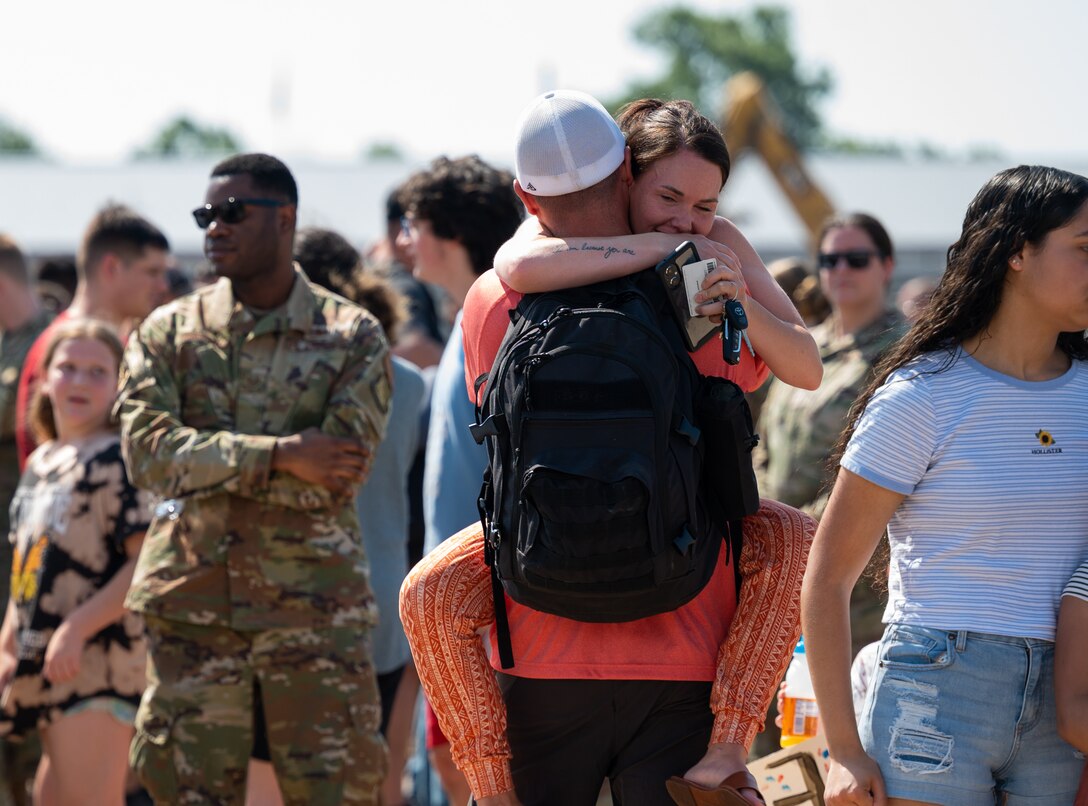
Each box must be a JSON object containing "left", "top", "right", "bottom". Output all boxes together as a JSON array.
[{"left": 721, "top": 298, "right": 753, "bottom": 364}]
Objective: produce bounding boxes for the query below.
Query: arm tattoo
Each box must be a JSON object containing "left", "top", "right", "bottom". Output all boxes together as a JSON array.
[{"left": 550, "top": 243, "right": 638, "bottom": 259}]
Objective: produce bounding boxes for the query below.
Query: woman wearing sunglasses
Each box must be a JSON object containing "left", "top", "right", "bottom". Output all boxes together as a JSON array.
[
  {"left": 755, "top": 214, "right": 906, "bottom": 681},
  {"left": 757, "top": 213, "right": 905, "bottom": 522}
]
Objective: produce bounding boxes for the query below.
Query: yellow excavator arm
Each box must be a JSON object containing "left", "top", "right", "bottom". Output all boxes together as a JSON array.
[{"left": 722, "top": 71, "right": 835, "bottom": 246}]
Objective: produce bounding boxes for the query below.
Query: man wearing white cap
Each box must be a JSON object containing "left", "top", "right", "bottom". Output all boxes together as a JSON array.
[{"left": 401, "top": 90, "right": 788, "bottom": 806}]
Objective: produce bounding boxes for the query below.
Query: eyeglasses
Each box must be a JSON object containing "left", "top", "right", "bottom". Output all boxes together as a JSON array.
[
  {"left": 817, "top": 250, "right": 881, "bottom": 270},
  {"left": 192, "top": 197, "right": 288, "bottom": 229},
  {"left": 400, "top": 216, "right": 416, "bottom": 238}
]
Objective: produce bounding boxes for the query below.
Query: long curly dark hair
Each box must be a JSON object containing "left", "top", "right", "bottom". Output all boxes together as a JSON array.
[{"left": 835, "top": 165, "right": 1088, "bottom": 464}]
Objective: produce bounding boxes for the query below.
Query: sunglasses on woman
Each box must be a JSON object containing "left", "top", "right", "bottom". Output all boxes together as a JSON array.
[
  {"left": 192, "top": 197, "right": 288, "bottom": 229},
  {"left": 817, "top": 250, "right": 881, "bottom": 270}
]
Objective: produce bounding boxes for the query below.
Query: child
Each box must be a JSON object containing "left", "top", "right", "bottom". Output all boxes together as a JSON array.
[{"left": 0, "top": 319, "right": 152, "bottom": 804}]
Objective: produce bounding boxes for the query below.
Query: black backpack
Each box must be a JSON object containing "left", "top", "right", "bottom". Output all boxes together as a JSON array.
[{"left": 470, "top": 272, "right": 758, "bottom": 668}]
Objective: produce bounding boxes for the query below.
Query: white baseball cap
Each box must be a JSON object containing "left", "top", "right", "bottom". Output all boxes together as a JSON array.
[{"left": 513, "top": 90, "right": 626, "bottom": 197}]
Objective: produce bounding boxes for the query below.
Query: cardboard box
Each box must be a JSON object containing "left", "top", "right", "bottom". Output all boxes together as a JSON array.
[{"left": 748, "top": 733, "right": 831, "bottom": 805}]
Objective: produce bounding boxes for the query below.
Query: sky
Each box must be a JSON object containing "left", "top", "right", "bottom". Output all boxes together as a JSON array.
[{"left": 3, "top": 0, "right": 1086, "bottom": 167}]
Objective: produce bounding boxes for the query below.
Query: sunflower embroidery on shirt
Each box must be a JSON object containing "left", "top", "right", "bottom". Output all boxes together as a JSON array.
[{"left": 1032, "top": 429, "right": 1062, "bottom": 455}]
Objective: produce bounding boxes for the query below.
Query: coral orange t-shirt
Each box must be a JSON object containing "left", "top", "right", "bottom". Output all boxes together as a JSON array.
[{"left": 461, "top": 270, "right": 767, "bottom": 681}]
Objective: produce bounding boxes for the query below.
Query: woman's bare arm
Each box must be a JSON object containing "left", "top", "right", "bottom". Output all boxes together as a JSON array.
[
  {"left": 802, "top": 470, "right": 903, "bottom": 806},
  {"left": 1056, "top": 594, "right": 1088, "bottom": 752},
  {"left": 496, "top": 216, "right": 821, "bottom": 389},
  {"left": 696, "top": 218, "right": 821, "bottom": 389},
  {"left": 494, "top": 217, "right": 741, "bottom": 292}
]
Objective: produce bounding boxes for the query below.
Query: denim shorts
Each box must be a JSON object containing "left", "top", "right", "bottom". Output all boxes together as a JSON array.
[{"left": 859, "top": 624, "right": 1083, "bottom": 805}]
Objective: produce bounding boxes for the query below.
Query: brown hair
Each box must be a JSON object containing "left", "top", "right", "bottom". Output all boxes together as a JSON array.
[
  {"left": 769, "top": 256, "right": 830, "bottom": 326},
  {"left": 29, "top": 319, "right": 124, "bottom": 443},
  {"left": 818, "top": 211, "right": 895, "bottom": 261},
  {"left": 616, "top": 99, "right": 731, "bottom": 189},
  {"left": 338, "top": 272, "right": 408, "bottom": 344},
  {"left": 400, "top": 155, "right": 524, "bottom": 276},
  {"left": 78, "top": 203, "right": 169, "bottom": 280}
]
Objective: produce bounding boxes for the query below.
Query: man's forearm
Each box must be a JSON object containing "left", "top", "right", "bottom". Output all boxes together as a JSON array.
[{"left": 123, "top": 418, "right": 338, "bottom": 510}]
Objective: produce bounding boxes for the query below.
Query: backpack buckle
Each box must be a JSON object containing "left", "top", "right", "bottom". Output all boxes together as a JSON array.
[
  {"left": 676, "top": 416, "right": 701, "bottom": 446},
  {"left": 673, "top": 526, "right": 696, "bottom": 557},
  {"left": 469, "top": 414, "right": 502, "bottom": 444}
]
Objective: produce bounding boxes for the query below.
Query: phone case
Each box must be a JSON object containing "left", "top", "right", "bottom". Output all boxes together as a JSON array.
[
  {"left": 654, "top": 241, "right": 719, "bottom": 352},
  {"left": 682, "top": 258, "right": 721, "bottom": 317}
]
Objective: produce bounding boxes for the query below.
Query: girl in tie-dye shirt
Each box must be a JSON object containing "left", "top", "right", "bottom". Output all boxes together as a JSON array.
[{"left": 0, "top": 319, "right": 152, "bottom": 804}]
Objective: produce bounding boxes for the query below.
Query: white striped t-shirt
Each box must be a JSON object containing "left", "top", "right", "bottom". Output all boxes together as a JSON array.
[
  {"left": 1064, "top": 561, "right": 1088, "bottom": 603},
  {"left": 842, "top": 349, "right": 1088, "bottom": 641}
]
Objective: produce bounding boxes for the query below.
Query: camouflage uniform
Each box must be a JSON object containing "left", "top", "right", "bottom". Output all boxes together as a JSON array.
[
  {"left": 117, "top": 268, "right": 392, "bottom": 805},
  {"left": 0, "top": 310, "right": 50, "bottom": 806},
  {"left": 756, "top": 308, "right": 906, "bottom": 655}
]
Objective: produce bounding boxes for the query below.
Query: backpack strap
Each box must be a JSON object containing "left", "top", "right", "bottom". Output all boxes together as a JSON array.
[
  {"left": 478, "top": 475, "right": 515, "bottom": 669},
  {"left": 472, "top": 371, "right": 489, "bottom": 408},
  {"left": 490, "top": 561, "right": 515, "bottom": 670}
]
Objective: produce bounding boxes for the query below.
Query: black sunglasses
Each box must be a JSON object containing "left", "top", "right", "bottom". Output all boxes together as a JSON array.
[
  {"left": 192, "top": 197, "right": 287, "bottom": 229},
  {"left": 817, "top": 250, "right": 881, "bottom": 270}
]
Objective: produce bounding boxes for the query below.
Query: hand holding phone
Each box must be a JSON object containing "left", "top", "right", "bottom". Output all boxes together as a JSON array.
[
  {"left": 654, "top": 241, "right": 718, "bottom": 352},
  {"left": 682, "top": 258, "right": 718, "bottom": 317}
]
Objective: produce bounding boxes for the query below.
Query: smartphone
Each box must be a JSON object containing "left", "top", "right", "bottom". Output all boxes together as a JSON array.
[{"left": 654, "top": 240, "right": 718, "bottom": 352}]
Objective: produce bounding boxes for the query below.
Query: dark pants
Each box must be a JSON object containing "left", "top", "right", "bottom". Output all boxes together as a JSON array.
[
  {"left": 376, "top": 664, "right": 406, "bottom": 737},
  {"left": 497, "top": 675, "right": 713, "bottom": 806}
]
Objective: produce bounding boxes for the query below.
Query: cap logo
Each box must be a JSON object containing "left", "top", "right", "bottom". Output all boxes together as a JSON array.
[{"left": 526, "top": 182, "right": 536, "bottom": 191}]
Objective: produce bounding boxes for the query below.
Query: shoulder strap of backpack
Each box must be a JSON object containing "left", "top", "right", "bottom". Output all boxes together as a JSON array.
[
  {"left": 477, "top": 485, "right": 514, "bottom": 669},
  {"left": 491, "top": 564, "right": 515, "bottom": 670}
]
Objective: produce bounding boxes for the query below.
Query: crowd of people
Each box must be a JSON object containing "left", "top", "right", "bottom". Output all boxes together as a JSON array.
[{"left": 0, "top": 86, "right": 1085, "bottom": 806}]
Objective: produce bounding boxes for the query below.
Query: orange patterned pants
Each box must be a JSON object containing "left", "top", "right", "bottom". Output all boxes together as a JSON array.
[{"left": 400, "top": 499, "right": 814, "bottom": 798}]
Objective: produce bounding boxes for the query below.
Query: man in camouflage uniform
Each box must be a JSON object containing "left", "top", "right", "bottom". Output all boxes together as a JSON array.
[{"left": 116, "top": 154, "right": 393, "bottom": 805}]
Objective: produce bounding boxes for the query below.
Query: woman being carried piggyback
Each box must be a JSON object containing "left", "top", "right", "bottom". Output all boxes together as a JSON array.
[
  {"left": 0, "top": 319, "right": 153, "bottom": 805},
  {"left": 803, "top": 165, "right": 1088, "bottom": 806}
]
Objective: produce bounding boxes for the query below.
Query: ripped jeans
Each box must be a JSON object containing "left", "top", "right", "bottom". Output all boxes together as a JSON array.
[{"left": 860, "top": 624, "right": 1082, "bottom": 805}]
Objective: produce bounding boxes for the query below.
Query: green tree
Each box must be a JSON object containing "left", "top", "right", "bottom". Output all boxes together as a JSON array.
[
  {"left": 0, "top": 118, "right": 40, "bottom": 156},
  {"left": 611, "top": 5, "right": 831, "bottom": 149},
  {"left": 820, "top": 136, "right": 904, "bottom": 158},
  {"left": 363, "top": 141, "right": 405, "bottom": 162},
  {"left": 134, "top": 116, "right": 242, "bottom": 159}
]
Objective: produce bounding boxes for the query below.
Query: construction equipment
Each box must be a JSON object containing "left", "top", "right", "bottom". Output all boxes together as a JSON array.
[{"left": 722, "top": 72, "right": 835, "bottom": 246}]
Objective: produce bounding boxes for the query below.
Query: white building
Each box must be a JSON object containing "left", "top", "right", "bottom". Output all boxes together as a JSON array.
[{"left": 3, "top": 153, "right": 1086, "bottom": 285}]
